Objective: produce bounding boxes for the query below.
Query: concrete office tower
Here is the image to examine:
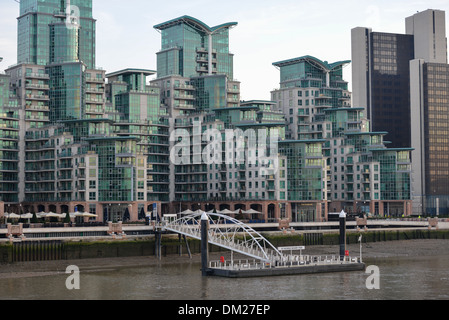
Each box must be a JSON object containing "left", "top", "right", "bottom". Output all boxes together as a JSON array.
[
  {"left": 406, "top": 9, "right": 447, "bottom": 64},
  {"left": 352, "top": 9, "right": 449, "bottom": 215},
  {"left": 410, "top": 60, "right": 449, "bottom": 215},
  {"left": 408, "top": 10, "right": 449, "bottom": 215}
]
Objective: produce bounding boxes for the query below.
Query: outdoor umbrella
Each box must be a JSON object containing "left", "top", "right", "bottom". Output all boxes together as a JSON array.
[
  {"left": 5, "top": 213, "right": 21, "bottom": 221},
  {"left": 218, "top": 209, "right": 234, "bottom": 215},
  {"left": 21, "top": 213, "right": 33, "bottom": 223},
  {"left": 20, "top": 213, "right": 34, "bottom": 219},
  {"left": 4, "top": 213, "right": 20, "bottom": 224},
  {"left": 37, "top": 211, "right": 47, "bottom": 218},
  {"left": 243, "top": 209, "right": 261, "bottom": 214},
  {"left": 75, "top": 212, "right": 98, "bottom": 218},
  {"left": 123, "top": 208, "right": 130, "bottom": 222},
  {"left": 180, "top": 209, "right": 194, "bottom": 215},
  {"left": 138, "top": 207, "right": 145, "bottom": 220},
  {"left": 46, "top": 212, "right": 63, "bottom": 218}
]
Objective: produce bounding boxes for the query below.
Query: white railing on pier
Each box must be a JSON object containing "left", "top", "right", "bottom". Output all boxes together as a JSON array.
[
  {"left": 209, "top": 255, "right": 362, "bottom": 271},
  {"left": 162, "top": 213, "right": 282, "bottom": 262}
]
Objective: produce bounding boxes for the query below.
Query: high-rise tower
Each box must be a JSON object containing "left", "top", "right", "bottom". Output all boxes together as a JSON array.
[
  {"left": 17, "top": 0, "right": 96, "bottom": 69},
  {"left": 154, "top": 16, "right": 237, "bottom": 79},
  {"left": 352, "top": 9, "right": 449, "bottom": 215}
]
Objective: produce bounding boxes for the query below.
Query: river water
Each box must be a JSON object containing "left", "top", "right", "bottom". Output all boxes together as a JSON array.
[{"left": 0, "top": 254, "right": 448, "bottom": 300}]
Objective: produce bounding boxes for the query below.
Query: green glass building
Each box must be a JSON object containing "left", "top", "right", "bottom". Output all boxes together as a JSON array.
[
  {"left": 154, "top": 16, "right": 237, "bottom": 79},
  {"left": 18, "top": 0, "right": 96, "bottom": 69},
  {"left": 106, "top": 69, "right": 170, "bottom": 203},
  {"left": 0, "top": 74, "right": 20, "bottom": 204},
  {"left": 272, "top": 55, "right": 413, "bottom": 217}
]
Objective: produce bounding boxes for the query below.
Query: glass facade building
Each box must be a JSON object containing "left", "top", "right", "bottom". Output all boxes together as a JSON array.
[
  {"left": 272, "top": 55, "right": 413, "bottom": 217},
  {"left": 0, "top": 74, "right": 19, "bottom": 203},
  {"left": 154, "top": 16, "right": 236, "bottom": 79},
  {"left": 18, "top": 0, "right": 96, "bottom": 69},
  {"left": 1, "top": 4, "right": 417, "bottom": 222}
]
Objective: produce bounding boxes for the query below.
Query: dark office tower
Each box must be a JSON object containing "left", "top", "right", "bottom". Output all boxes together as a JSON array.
[
  {"left": 351, "top": 29, "right": 414, "bottom": 148},
  {"left": 411, "top": 61, "right": 449, "bottom": 215},
  {"left": 353, "top": 9, "right": 449, "bottom": 215},
  {"left": 17, "top": 0, "right": 96, "bottom": 69}
]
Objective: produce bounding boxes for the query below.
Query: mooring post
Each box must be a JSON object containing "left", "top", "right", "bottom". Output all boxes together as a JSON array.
[
  {"left": 178, "top": 233, "right": 182, "bottom": 256},
  {"left": 201, "top": 212, "right": 209, "bottom": 276},
  {"left": 183, "top": 234, "right": 192, "bottom": 259},
  {"left": 339, "top": 210, "right": 346, "bottom": 261},
  {"left": 155, "top": 230, "right": 162, "bottom": 260}
]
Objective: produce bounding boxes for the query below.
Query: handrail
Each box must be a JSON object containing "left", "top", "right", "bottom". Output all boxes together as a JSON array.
[{"left": 162, "top": 212, "right": 282, "bottom": 262}]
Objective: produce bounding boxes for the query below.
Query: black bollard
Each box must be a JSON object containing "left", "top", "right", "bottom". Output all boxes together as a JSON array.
[
  {"left": 201, "top": 212, "right": 209, "bottom": 276},
  {"left": 339, "top": 210, "right": 346, "bottom": 260}
]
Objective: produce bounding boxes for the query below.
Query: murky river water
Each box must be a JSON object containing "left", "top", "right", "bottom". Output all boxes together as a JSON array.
[{"left": 0, "top": 254, "right": 448, "bottom": 300}]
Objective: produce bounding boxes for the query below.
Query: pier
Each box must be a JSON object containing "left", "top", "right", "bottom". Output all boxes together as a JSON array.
[
  {"left": 207, "top": 256, "right": 365, "bottom": 278},
  {"left": 158, "top": 210, "right": 365, "bottom": 278}
]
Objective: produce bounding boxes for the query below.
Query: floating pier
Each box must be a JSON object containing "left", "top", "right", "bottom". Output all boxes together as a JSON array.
[
  {"left": 158, "top": 210, "right": 366, "bottom": 278},
  {"left": 206, "top": 257, "right": 365, "bottom": 278}
]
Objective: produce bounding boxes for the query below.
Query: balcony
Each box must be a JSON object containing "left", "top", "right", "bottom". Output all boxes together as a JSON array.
[
  {"left": 174, "top": 84, "right": 195, "bottom": 91},
  {"left": 174, "top": 93, "right": 195, "bottom": 100},
  {"left": 26, "top": 105, "right": 50, "bottom": 112},
  {"left": 85, "top": 98, "right": 105, "bottom": 104},
  {"left": 26, "top": 94, "right": 49, "bottom": 101},
  {"left": 25, "top": 73, "right": 49, "bottom": 80},
  {"left": 86, "top": 87, "right": 104, "bottom": 93},
  {"left": 86, "top": 77, "right": 105, "bottom": 83},
  {"left": 25, "top": 83, "right": 49, "bottom": 90},
  {"left": 173, "top": 103, "right": 195, "bottom": 110}
]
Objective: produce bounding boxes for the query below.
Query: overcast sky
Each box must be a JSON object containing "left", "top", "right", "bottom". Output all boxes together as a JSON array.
[{"left": 1, "top": 0, "right": 449, "bottom": 100}]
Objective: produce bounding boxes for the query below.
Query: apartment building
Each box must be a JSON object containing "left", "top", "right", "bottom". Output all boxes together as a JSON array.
[
  {"left": 271, "top": 55, "right": 413, "bottom": 217},
  {"left": 0, "top": 1, "right": 417, "bottom": 222}
]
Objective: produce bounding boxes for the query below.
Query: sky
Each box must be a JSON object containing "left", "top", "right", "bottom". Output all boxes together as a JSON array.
[{"left": 1, "top": 0, "right": 449, "bottom": 100}]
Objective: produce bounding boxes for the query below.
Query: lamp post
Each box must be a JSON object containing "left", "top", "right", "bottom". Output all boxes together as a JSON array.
[
  {"left": 339, "top": 210, "right": 347, "bottom": 260},
  {"left": 201, "top": 212, "right": 209, "bottom": 276}
]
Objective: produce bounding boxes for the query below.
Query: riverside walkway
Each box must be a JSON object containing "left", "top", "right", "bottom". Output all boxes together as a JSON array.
[{"left": 0, "top": 218, "right": 447, "bottom": 242}]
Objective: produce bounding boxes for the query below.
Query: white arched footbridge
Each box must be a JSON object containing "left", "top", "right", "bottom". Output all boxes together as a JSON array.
[{"left": 161, "top": 212, "right": 282, "bottom": 263}]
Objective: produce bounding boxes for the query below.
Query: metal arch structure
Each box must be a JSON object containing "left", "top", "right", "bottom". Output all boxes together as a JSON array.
[{"left": 161, "top": 213, "right": 282, "bottom": 263}]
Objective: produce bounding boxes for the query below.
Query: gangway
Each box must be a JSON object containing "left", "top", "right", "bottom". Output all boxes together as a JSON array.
[{"left": 160, "top": 212, "right": 282, "bottom": 263}]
